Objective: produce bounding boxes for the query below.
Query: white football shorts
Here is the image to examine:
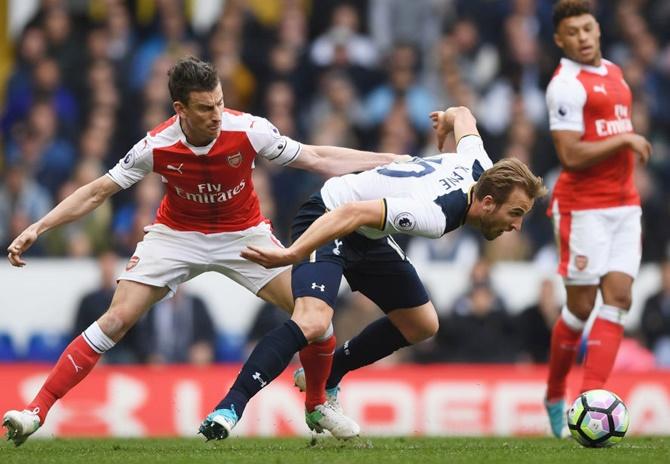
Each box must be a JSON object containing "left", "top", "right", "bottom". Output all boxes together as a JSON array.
[
  {"left": 118, "top": 222, "right": 289, "bottom": 298},
  {"left": 552, "top": 203, "right": 641, "bottom": 285}
]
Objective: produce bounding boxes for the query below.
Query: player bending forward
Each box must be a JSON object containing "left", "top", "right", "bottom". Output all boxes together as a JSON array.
[
  {"left": 198, "top": 106, "right": 547, "bottom": 440},
  {"left": 3, "top": 56, "right": 407, "bottom": 446}
]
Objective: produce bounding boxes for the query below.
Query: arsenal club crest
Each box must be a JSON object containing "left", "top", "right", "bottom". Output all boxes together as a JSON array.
[
  {"left": 227, "top": 152, "right": 243, "bottom": 168},
  {"left": 126, "top": 256, "right": 140, "bottom": 271},
  {"left": 575, "top": 255, "right": 588, "bottom": 271}
]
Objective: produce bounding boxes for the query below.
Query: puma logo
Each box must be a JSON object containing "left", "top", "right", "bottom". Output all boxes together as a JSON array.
[
  {"left": 593, "top": 84, "right": 607, "bottom": 95},
  {"left": 67, "top": 354, "right": 83, "bottom": 373},
  {"left": 167, "top": 163, "right": 184, "bottom": 174}
]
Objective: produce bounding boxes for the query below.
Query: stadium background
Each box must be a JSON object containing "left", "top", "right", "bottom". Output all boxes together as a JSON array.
[{"left": 1, "top": 0, "right": 669, "bottom": 438}]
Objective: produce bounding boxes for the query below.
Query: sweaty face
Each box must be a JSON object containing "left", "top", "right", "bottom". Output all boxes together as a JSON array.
[
  {"left": 178, "top": 83, "right": 224, "bottom": 145},
  {"left": 479, "top": 187, "right": 534, "bottom": 241},
  {"left": 554, "top": 14, "right": 601, "bottom": 66}
]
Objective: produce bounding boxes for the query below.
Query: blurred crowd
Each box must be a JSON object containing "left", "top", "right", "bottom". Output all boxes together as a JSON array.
[{"left": 1, "top": 0, "right": 670, "bottom": 366}]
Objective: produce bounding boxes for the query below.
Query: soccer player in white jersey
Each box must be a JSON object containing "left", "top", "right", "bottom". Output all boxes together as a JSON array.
[
  {"left": 197, "top": 106, "right": 546, "bottom": 440},
  {"left": 543, "top": 1, "right": 652, "bottom": 438},
  {"left": 3, "top": 56, "right": 408, "bottom": 446}
]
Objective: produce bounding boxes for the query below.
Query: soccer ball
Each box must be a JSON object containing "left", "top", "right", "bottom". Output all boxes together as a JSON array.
[{"left": 567, "top": 389, "right": 630, "bottom": 447}]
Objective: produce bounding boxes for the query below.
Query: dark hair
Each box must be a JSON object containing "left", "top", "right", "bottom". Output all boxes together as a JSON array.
[
  {"left": 474, "top": 158, "right": 547, "bottom": 204},
  {"left": 167, "top": 56, "right": 219, "bottom": 104},
  {"left": 552, "top": 0, "right": 593, "bottom": 29}
]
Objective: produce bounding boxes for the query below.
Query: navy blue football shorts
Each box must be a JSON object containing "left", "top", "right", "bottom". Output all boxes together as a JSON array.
[{"left": 290, "top": 192, "right": 430, "bottom": 313}]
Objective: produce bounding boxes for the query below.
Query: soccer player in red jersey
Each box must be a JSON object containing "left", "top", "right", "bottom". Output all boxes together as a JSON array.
[
  {"left": 3, "top": 56, "right": 407, "bottom": 446},
  {"left": 543, "top": 1, "right": 652, "bottom": 437}
]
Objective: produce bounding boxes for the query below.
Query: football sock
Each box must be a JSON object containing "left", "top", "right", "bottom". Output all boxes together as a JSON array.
[
  {"left": 28, "top": 322, "right": 115, "bottom": 423},
  {"left": 546, "top": 307, "right": 584, "bottom": 401},
  {"left": 326, "top": 316, "right": 409, "bottom": 390},
  {"left": 214, "top": 320, "right": 307, "bottom": 417},
  {"left": 299, "top": 325, "right": 336, "bottom": 411},
  {"left": 581, "top": 305, "right": 626, "bottom": 392}
]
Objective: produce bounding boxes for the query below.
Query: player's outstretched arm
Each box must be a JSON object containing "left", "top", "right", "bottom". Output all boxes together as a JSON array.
[
  {"left": 241, "top": 200, "right": 385, "bottom": 268},
  {"left": 290, "top": 145, "right": 410, "bottom": 178},
  {"left": 7, "top": 175, "right": 121, "bottom": 267},
  {"left": 430, "top": 106, "right": 480, "bottom": 151},
  {"left": 552, "top": 130, "right": 652, "bottom": 171}
]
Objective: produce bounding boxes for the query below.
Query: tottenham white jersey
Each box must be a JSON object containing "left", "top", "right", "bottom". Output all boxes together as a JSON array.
[{"left": 321, "top": 135, "right": 492, "bottom": 239}]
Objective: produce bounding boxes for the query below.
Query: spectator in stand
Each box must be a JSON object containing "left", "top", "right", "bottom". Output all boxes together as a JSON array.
[
  {"left": 0, "top": 163, "right": 52, "bottom": 253},
  {"left": 6, "top": 100, "right": 77, "bottom": 197},
  {"left": 1, "top": 26, "right": 48, "bottom": 138},
  {"left": 640, "top": 260, "right": 670, "bottom": 367},
  {"left": 414, "top": 259, "right": 518, "bottom": 363},
  {"left": 309, "top": 3, "right": 381, "bottom": 96},
  {"left": 72, "top": 251, "right": 139, "bottom": 364},
  {"left": 515, "top": 277, "right": 561, "bottom": 363},
  {"left": 134, "top": 290, "right": 216, "bottom": 365},
  {"left": 245, "top": 301, "right": 290, "bottom": 356},
  {"left": 364, "top": 44, "right": 434, "bottom": 136}
]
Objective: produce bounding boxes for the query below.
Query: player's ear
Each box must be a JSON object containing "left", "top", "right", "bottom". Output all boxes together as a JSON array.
[
  {"left": 482, "top": 195, "right": 496, "bottom": 213},
  {"left": 553, "top": 32, "right": 563, "bottom": 50},
  {"left": 173, "top": 100, "right": 186, "bottom": 117}
]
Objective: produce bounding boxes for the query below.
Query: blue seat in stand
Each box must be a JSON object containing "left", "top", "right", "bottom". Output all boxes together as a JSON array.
[
  {"left": 25, "top": 332, "right": 70, "bottom": 362},
  {"left": 0, "top": 332, "right": 18, "bottom": 361}
]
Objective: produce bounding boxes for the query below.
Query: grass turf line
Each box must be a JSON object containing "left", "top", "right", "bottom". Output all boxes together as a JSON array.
[{"left": 1, "top": 437, "right": 668, "bottom": 464}]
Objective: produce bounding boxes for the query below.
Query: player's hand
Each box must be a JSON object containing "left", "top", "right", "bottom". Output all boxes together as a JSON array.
[
  {"left": 240, "top": 245, "right": 298, "bottom": 269},
  {"left": 626, "top": 133, "right": 652, "bottom": 164},
  {"left": 430, "top": 111, "right": 450, "bottom": 151},
  {"left": 7, "top": 225, "right": 39, "bottom": 267},
  {"left": 431, "top": 107, "right": 470, "bottom": 151}
]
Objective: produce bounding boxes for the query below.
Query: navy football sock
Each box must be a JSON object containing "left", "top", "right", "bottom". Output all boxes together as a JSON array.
[
  {"left": 214, "top": 320, "right": 307, "bottom": 417},
  {"left": 326, "top": 316, "right": 410, "bottom": 389}
]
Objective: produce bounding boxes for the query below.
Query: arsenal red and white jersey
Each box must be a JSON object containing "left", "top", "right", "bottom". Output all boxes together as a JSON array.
[
  {"left": 107, "top": 109, "right": 302, "bottom": 233},
  {"left": 546, "top": 57, "right": 639, "bottom": 211}
]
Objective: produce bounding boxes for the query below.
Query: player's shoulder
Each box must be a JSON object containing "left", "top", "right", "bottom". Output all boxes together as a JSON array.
[
  {"left": 221, "top": 109, "right": 274, "bottom": 135},
  {"left": 548, "top": 58, "right": 584, "bottom": 89},
  {"left": 144, "top": 115, "right": 182, "bottom": 149},
  {"left": 602, "top": 58, "right": 623, "bottom": 77}
]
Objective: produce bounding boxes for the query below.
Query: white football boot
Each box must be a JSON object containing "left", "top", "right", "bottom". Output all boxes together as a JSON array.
[
  {"left": 3, "top": 409, "right": 41, "bottom": 447},
  {"left": 305, "top": 402, "right": 360, "bottom": 439}
]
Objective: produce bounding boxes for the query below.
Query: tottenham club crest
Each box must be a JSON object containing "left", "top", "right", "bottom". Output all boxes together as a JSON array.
[
  {"left": 394, "top": 212, "right": 416, "bottom": 231},
  {"left": 227, "top": 152, "right": 243, "bottom": 168}
]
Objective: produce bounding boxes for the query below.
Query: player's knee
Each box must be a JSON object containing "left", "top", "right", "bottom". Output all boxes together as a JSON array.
[
  {"left": 291, "top": 300, "right": 333, "bottom": 342},
  {"left": 605, "top": 292, "right": 632, "bottom": 311},
  {"left": 400, "top": 312, "right": 439, "bottom": 344},
  {"left": 97, "top": 310, "right": 132, "bottom": 341},
  {"left": 294, "top": 317, "right": 331, "bottom": 342}
]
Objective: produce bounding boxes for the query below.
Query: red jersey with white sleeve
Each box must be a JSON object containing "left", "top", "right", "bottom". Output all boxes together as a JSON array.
[
  {"left": 107, "top": 109, "right": 302, "bottom": 233},
  {"left": 546, "top": 57, "right": 639, "bottom": 212}
]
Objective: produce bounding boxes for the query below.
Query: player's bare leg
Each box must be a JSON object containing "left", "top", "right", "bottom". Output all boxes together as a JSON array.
[
  {"left": 256, "top": 269, "right": 294, "bottom": 313},
  {"left": 3, "top": 281, "right": 167, "bottom": 446},
  {"left": 545, "top": 284, "right": 596, "bottom": 438}
]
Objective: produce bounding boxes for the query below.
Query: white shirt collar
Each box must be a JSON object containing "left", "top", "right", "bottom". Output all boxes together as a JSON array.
[
  {"left": 175, "top": 116, "right": 218, "bottom": 156},
  {"left": 561, "top": 57, "right": 608, "bottom": 76}
]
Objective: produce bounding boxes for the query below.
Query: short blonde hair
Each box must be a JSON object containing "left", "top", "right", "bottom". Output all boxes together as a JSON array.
[{"left": 474, "top": 158, "right": 547, "bottom": 204}]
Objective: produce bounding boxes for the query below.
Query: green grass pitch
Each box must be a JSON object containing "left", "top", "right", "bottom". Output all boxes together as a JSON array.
[{"left": 1, "top": 437, "right": 668, "bottom": 464}]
